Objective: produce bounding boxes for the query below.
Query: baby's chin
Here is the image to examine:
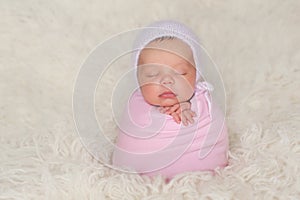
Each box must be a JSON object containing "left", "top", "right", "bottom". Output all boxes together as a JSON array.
[
  {"left": 159, "top": 102, "right": 177, "bottom": 107},
  {"left": 150, "top": 99, "right": 179, "bottom": 107},
  {"left": 145, "top": 96, "right": 194, "bottom": 107}
]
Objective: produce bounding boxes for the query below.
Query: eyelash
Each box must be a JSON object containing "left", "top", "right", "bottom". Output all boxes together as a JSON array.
[
  {"left": 146, "top": 73, "right": 159, "bottom": 77},
  {"left": 146, "top": 72, "right": 187, "bottom": 77},
  {"left": 176, "top": 72, "right": 187, "bottom": 75}
]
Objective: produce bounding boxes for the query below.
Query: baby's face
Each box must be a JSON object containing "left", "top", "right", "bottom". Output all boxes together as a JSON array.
[{"left": 137, "top": 38, "right": 196, "bottom": 107}]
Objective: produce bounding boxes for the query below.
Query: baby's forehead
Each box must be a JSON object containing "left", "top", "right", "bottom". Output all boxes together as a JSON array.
[{"left": 140, "top": 37, "right": 194, "bottom": 64}]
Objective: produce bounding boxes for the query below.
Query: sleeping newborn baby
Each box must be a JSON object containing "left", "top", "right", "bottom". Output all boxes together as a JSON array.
[{"left": 112, "top": 20, "right": 228, "bottom": 180}]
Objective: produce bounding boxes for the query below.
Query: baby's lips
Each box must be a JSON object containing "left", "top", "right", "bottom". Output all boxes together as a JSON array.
[{"left": 159, "top": 91, "right": 177, "bottom": 98}]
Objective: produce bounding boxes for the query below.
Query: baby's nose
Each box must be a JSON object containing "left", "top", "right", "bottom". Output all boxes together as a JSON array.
[{"left": 160, "top": 74, "right": 174, "bottom": 85}]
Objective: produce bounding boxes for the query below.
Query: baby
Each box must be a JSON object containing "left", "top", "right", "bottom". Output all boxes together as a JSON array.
[
  {"left": 112, "top": 20, "right": 228, "bottom": 180},
  {"left": 137, "top": 36, "right": 197, "bottom": 126}
]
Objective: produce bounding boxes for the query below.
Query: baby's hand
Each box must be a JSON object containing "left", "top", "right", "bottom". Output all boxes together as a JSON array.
[
  {"left": 158, "top": 102, "right": 197, "bottom": 126},
  {"left": 180, "top": 106, "right": 197, "bottom": 126}
]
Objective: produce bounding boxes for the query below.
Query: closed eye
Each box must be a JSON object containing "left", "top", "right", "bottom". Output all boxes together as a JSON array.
[
  {"left": 146, "top": 73, "right": 159, "bottom": 77},
  {"left": 176, "top": 72, "right": 187, "bottom": 75}
]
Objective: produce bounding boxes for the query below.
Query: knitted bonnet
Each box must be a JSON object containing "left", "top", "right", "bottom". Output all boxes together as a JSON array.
[{"left": 132, "top": 20, "right": 205, "bottom": 83}]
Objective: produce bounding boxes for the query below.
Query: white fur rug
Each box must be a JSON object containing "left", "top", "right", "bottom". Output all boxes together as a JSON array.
[{"left": 1, "top": 0, "right": 299, "bottom": 199}]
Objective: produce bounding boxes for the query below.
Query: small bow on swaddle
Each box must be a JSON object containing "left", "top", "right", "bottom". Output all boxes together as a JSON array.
[
  {"left": 112, "top": 20, "right": 228, "bottom": 179},
  {"left": 197, "top": 81, "right": 214, "bottom": 118}
]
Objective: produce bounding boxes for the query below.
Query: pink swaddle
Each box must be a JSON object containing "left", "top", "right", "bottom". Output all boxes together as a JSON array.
[
  {"left": 113, "top": 83, "right": 228, "bottom": 179},
  {"left": 112, "top": 20, "right": 229, "bottom": 179}
]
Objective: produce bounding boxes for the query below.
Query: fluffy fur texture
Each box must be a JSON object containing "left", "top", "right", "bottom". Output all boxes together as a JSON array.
[{"left": 0, "top": 0, "right": 299, "bottom": 199}]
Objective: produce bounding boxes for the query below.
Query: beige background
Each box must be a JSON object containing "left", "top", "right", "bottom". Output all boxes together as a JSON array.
[{"left": 1, "top": 0, "right": 299, "bottom": 199}]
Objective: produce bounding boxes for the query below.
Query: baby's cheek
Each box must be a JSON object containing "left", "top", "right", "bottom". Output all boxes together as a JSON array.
[
  {"left": 176, "top": 81, "right": 194, "bottom": 101},
  {"left": 140, "top": 85, "right": 159, "bottom": 104}
]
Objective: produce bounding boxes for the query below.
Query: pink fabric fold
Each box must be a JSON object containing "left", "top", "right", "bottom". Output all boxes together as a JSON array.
[{"left": 112, "top": 82, "right": 228, "bottom": 179}]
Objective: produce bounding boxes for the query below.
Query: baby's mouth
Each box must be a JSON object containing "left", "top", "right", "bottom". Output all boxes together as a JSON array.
[{"left": 159, "top": 91, "right": 177, "bottom": 98}]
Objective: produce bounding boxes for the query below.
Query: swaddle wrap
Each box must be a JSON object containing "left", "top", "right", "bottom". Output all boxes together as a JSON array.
[{"left": 112, "top": 20, "right": 228, "bottom": 178}]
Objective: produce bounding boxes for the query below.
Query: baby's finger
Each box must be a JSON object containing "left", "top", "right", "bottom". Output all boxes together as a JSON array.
[
  {"left": 166, "top": 105, "right": 180, "bottom": 115},
  {"left": 163, "top": 106, "right": 171, "bottom": 111},
  {"left": 161, "top": 107, "right": 171, "bottom": 114},
  {"left": 185, "top": 112, "right": 195, "bottom": 124},
  {"left": 181, "top": 115, "right": 188, "bottom": 126},
  {"left": 169, "top": 104, "right": 180, "bottom": 113},
  {"left": 158, "top": 107, "right": 164, "bottom": 113},
  {"left": 181, "top": 110, "right": 196, "bottom": 125},
  {"left": 160, "top": 108, "right": 168, "bottom": 114},
  {"left": 175, "top": 108, "right": 182, "bottom": 116},
  {"left": 171, "top": 112, "right": 181, "bottom": 124},
  {"left": 191, "top": 111, "right": 197, "bottom": 117}
]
